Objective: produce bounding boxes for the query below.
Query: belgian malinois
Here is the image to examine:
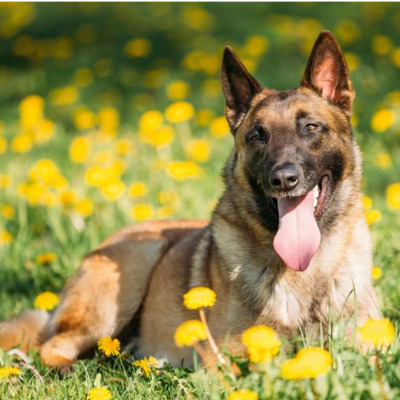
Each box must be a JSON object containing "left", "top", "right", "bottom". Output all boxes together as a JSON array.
[{"left": 0, "top": 31, "right": 380, "bottom": 367}]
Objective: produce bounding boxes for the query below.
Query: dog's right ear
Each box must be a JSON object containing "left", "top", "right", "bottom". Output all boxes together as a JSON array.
[{"left": 221, "top": 46, "right": 263, "bottom": 132}]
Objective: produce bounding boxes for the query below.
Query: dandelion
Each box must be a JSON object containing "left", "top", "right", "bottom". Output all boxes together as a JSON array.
[
  {"left": 372, "top": 266, "right": 382, "bottom": 280},
  {"left": 129, "top": 182, "right": 148, "bottom": 198},
  {"left": 374, "top": 152, "right": 392, "bottom": 169},
  {"left": 130, "top": 204, "right": 154, "bottom": 221},
  {"left": 0, "top": 230, "right": 12, "bottom": 245},
  {"left": 74, "top": 109, "right": 97, "bottom": 131},
  {"left": 87, "top": 387, "right": 112, "bottom": 400},
  {"left": 2, "top": 205, "right": 14, "bottom": 219},
  {"left": 166, "top": 80, "right": 189, "bottom": 100},
  {"left": 242, "top": 325, "right": 281, "bottom": 363},
  {"left": 99, "top": 107, "right": 119, "bottom": 136},
  {"left": 70, "top": 137, "right": 92, "bottom": 163},
  {"left": 11, "top": 134, "right": 33, "bottom": 153},
  {"left": 115, "top": 138, "right": 134, "bottom": 156},
  {"left": 36, "top": 252, "right": 57, "bottom": 265},
  {"left": 280, "top": 347, "right": 332, "bottom": 380},
  {"left": 139, "top": 110, "right": 163, "bottom": 133},
  {"left": 133, "top": 356, "right": 158, "bottom": 377},
  {"left": 124, "top": 38, "right": 151, "bottom": 58},
  {"left": 0, "top": 175, "right": 11, "bottom": 190},
  {"left": 174, "top": 320, "right": 207, "bottom": 347},
  {"left": 371, "top": 109, "right": 395, "bottom": 133},
  {"left": 386, "top": 183, "right": 400, "bottom": 210},
  {"left": 165, "top": 101, "right": 194, "bottom": 124},
  {"left": 59, "top": 189, "right": 78, "bottom": 207},
  {"left": 166, "top": 161, "right": 201, "bottom": 181},
  {"left": 75, "top": 198, "right": 94, "bottom": 217},
  {"left": 186, "top": 139, "right": 211, "bottom": 163},
  {"left": 365, "top": 209, "right": 382, "bottom": 225},
  {"left": 203, "top": 79, "right": 221, "bottom": 98},
  {"left": 140, "top": 125, "right": 175, "bottom": 148},
  {"left": 183, "top": 287, "right": 217, "bottom": 310},
  {"left": 229, "top": 389, "right": 258, "bottom": 400},
  {"left": 0, "top": 366, "right": 21, "bottom": 379},
  {"left": 49, "top": 86, "right": 79, "bottom": 106},
  {"left": 358, "top": 318, "right": 395, "bottom": 348},
  {"left": 99, "top": 180, "right": 125, "bottom": 201},
  {"left": 210, "top": 116, "right": 230, "bottom": 138},
  {"left": 74, "top": 68, "right": 93, "bottom": 87},
  {"left": 34, "top": 291, "right": 59, "bottom": 311},
  {"left": 196, "top": 109, "right": 214, "bottom": 126},
  {"left": 372, "top": 35, "right": 393, "bottom": 56},
  {"left": 97, "top": 336, "right": 120, "bottom": 357},
  {"left": 362, "top": 195, "right": 372, "bottom": 210},
  {"left": 392, "top": 47, "right": 400, "bottom": 68}
]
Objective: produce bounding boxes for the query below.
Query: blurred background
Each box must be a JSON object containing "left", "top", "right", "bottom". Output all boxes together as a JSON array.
[{"left": 0, "top": 3, "right": 399, "bottom": 318}]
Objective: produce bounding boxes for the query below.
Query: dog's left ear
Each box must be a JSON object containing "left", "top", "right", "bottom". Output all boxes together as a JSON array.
[
  {"left": 221, "top": 46, "right": 263, "bottom": 132},
  {"left": 301, "top": 31, "right": 354, "bottom": 117}
]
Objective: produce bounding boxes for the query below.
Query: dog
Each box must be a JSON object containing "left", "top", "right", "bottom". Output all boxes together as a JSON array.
[{"left": 0, "top": 31, "right": 380, "bottom": 367}]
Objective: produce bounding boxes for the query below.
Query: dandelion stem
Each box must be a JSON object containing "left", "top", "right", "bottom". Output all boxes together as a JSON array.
[
  {"left": 263, "top": 362, "right": 273, "bottom": 398},
  {"left": 310, "top": 379, "right": 321, "bottom": 400},
  {"left": 375, "top": 353, "right": 388, "bottom": 400},
  {"left": 198, "top": 308, "right": 226, "bottom": 365}
]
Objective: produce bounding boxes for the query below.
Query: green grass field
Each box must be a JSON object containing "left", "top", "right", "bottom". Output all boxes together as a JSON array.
[{"left": 0, "top": 3, "right": 400, "bottom": 399}]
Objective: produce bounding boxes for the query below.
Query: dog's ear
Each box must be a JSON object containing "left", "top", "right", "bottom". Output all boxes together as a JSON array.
[
  {"left": 221, "top": 46, "right": 263, "bottom": 132},
  {"left": 300, "top": 31, "right": 354, "bottom": 116}
]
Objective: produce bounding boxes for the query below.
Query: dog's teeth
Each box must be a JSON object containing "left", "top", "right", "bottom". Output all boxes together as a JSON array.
[{"left": 313, "top": 186, "right": 319, "bottom": 210}]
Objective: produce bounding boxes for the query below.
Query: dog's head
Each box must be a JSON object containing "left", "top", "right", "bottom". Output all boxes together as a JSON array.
[{"left": 221, "top": 31, "right": 358, "bottom": 272}]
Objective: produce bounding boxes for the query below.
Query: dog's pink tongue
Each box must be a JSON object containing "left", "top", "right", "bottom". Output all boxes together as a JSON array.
[{"left": 273, "top": 190, "right": 320, "bottom": 271}]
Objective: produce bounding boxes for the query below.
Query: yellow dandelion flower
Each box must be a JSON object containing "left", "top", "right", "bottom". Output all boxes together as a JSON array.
[
  {"left": 97, "top": 336, "right": 120, "bottom": 357},
  {"left": 115, "top": 138, "right": 134, "bottom": 156},
  {"left": 386, "top": 183, "right": 400, "bottom": 210},
  {"left": 166, "top": 161, "right": 201, "bottom": 181},
  {"left": 365, "top": 209, "right": 382, "bottom": 225},
  {"left": 166, "top": 80, "right": 189, "bottom": 100},
  {"left": 75, "top": 198, "right": 94, "bottom": 217},
  {"left": 11, "top": 134, "right": 33, "bottom": 153},
  {"left": 0, "top": 175, "right": 11, "bottom": 190},
  {"left": 74, "top": 68, "right": 93, "bottom": 87},
  {"left": 59, "top": 189, "right": 77, "bottom": 207},
  {"left": 130, "top": 204, "right": 154, "bottom": 221},
  {"left": 19, "top": 95, "right": 44, "bottom": 128},
  {"left": 229, "top": 389, "right": 258, "bottom": 400},
  {"left": 70, "top": 136, "right": 92, "bottom": 164},
  {"left": 133, "top": 356, "right": 158, "bottom": 377},
  {"left": 174, "top": 320, "right": 207, "bottom": 347},
  {"left": 165, "top": 101, "right": 194, "bottom": 124},
  {"left": 74, "top": 109, "right": 97, "bottom": 131},
  {"left": 372, "top": 35, "right": 393, "bottom": 56},
  {"left": 85, "top": 166, "right": 112, "bottom": 187},
  {"left": 0, "top": 366, "right": 21, "bottom": 379},
  {"left": 186, "top": 139, "right": 211, "bottom": 163},
  {"left": 157, "top": 206, "right": 174, "bottom": 219},
  {"left": 100, "top": 180, "right": 125, "bottom": 201},
  {"left": 280, "top": 347, "right": 332, "bottom": 380},
  {"left": 372, "top": 266, "right": 382, "bottom": 280},
  {"left": 99, "top": 107, "right": 119, "bottom": 135},
  {"left": 140, "top": 125, "right": 175, "bottom": 148},
  {"left": 196, "top": 109, "right": 214, "bottom": 126},
  {"left": 242, "top": 325, "right": 281, "bottom": 363},
  {"left": 392, "top": 47, "right": 400, "bottom": 68},
  {"left": 0, "top": 230, "right": 12, "bottom": 245},
  {"left": 183, "top": 287, "right": 217, "bottom": 310},
  {"left": 374, "top": 152, "right": 392, "bottom": 169},
  {"left": 87, "top": 387, "right": 112, "bottom": 400},
  {"left": 34, "top": 119, "right": 55, "bottom": 143},
  {"left": 203, "top": 79, "right": 221, "bottom": 98},
  {"left": 139, "top": 110, "right": 163, "bottom": 133},
  {"left": 0, "top": 136, "right": 7, "bottom": 154},
  {"left": 129, "top": 182, "right": 148, "bottom": 198},
  {"left": 371, "top": 109, "right": 395, "bottom": 133},
  {"left": 36, "top": 252, "right": 57, "bottom": 265},
  {"left": 343, "top": 52, "right": 359, "bottom": 72},
  {"left": 245, "top": 35, "right": 269, "bottom": 58},
  {"left": 210, "top": 116, "right": 230, "bottom": 138},
  {"left": 358, "top": 318, "right": 395, "bottom": 348},
  {"left": 362, "top": 195, "right": 372, "bottom": 210},
  {"left": 124, "top": 38, "right": 151, "bottom": 58},
  {"left": 49, "top": 86, "right": 79, "bottom": 106},
  {"left": 34, "top": 291, "right": 59, "bottom": 311},
  {"left": 2, "top": 205, "right": 14, "bottom": 219}
]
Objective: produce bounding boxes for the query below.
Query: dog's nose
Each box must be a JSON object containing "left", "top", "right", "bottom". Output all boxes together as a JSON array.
[{"left": 269, "top": 164, "right": 299, "bottom": 191}]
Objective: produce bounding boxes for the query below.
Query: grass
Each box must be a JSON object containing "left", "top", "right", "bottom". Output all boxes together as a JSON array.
[{"left": 0, "top": 2, "right": 400, "bottom": 399}]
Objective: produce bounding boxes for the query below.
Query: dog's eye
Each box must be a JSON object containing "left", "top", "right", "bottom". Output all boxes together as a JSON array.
[
  {"left": 249, "top": 126, "right": 265, "bottom": 142},
  {"left": 304, "top": 123, "right": 319, "bottom": 132}
]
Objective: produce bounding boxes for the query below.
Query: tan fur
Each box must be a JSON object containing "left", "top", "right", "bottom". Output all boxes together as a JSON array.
[{"left": 0, "top": 31, "right": 380, "bottom": 367}]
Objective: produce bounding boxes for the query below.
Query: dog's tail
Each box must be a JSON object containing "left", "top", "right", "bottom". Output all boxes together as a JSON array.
[{"left": 0, "top": 310, "right": 50, "bottom": 352}]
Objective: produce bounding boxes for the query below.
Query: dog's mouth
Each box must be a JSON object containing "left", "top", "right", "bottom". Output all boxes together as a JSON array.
[{"left": 271, "top": 175, "right": 331, "bottom": 273}]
